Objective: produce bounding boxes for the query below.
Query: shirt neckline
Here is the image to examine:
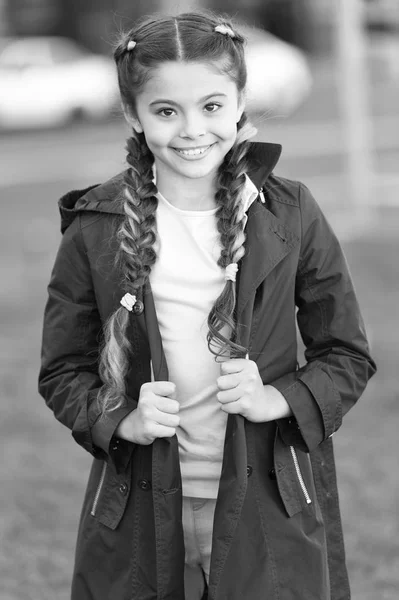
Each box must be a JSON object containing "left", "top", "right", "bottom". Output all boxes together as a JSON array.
[
  {"left": 156, "top": 191, "right": 218, "bottom": 217},
  {"left": 153, "top": 164, "right": 259, "bottom": 218}
]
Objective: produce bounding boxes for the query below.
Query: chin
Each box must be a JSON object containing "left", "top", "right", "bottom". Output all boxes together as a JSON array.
[
  {"left": 174, "top": 154, "right": 226, "bottom": 180},
  {"left": 179, "top": 164, "right": 217, "bottom": 179}
]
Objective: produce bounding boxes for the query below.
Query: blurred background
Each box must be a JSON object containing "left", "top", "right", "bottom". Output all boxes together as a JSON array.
[{"left": 0, "top": 0, "right": 398, "bottom": 599}]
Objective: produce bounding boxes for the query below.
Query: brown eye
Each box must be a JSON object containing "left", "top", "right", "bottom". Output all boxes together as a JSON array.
[
  {"left": 158, "top": 108, "right": 176, "bottom": 117},
  {"left": 204, "top": 103, "right": 221, "bottom": 113}
]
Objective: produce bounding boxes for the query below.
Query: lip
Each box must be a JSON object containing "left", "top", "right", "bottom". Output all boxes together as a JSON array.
[{"left": 171, "top": 142, "right": 216, "bottom": 160}]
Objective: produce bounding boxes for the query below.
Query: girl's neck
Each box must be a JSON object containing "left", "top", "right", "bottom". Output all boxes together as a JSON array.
[{"left": 155, "top": 163, "right": 217, "bottom": 211}]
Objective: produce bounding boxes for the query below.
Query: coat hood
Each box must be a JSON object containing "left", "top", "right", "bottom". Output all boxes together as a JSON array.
[{"left": 58, "top": 141, "right": 282, "bottom": 234}]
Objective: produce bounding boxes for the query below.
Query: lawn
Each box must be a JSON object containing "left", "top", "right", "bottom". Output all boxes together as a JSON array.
[{"left": 1, "top": 180, "right": 398, "bottom": 600}]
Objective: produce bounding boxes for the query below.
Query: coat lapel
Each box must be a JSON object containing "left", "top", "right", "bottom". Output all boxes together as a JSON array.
[
  {"left": 236, "top": 199, "right": 300, "bottom": 340},
  {"left": 142, "top": 280, "right": 181, "bottom": 526},
  {"left": 143, "top": 281, "right": 169, "bottom": 381}
]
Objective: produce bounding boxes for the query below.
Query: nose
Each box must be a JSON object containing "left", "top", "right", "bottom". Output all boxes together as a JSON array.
[{"left": 179, "top": 112, "right": 206, "bottom": 140}]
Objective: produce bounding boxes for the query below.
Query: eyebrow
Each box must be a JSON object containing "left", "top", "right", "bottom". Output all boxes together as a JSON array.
[{"left": 149, "top": 93, "right": 227, "bottom": 107}]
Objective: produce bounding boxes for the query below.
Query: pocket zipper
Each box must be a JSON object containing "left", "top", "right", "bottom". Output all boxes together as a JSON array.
[
  {"left": 91, "top": 461, "right": 107, "bottom": 516},
  {"left": 289, "top": 446, "right": 312, "bottom": 505}
]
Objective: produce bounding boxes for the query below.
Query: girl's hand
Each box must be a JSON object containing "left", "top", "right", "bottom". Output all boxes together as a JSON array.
[
  {"left": 116, "top": 381, "right": 180, "bottom": 445},
  {"left": 216, "top": 359, "right": 292, "bottom": 422}
]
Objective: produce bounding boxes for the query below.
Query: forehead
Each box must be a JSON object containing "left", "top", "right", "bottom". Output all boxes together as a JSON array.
[{"left": 138, "top": 61, "right": 238, "bottom": 103}]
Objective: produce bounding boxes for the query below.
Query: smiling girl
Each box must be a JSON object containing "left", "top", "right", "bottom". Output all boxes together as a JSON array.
[{"left": 39, "top": 11, "right": 375, "bottom": 600}]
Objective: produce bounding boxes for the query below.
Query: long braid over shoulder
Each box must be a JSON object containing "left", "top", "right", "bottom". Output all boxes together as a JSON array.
[
  {"left": 208, "top": 114, "right": 256, "bottom": 359},
  {"left": 98, "top": 133, "right": 158, "bottom": 413}
]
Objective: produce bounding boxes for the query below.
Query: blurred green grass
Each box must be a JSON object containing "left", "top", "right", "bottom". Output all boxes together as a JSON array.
[{"left": 1, "top": 181, "right": 398, "bottom": 600}]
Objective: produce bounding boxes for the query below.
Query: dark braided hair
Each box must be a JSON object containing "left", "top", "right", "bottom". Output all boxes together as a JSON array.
[
  {"left": 208, "top": 112, "right": 255, "bottom": 359},
  {"left": 98, "top": 133, "right": 158, "bottom": 412},
  {"left": 98, "top": 10, "right": 256, "bottom": 413}
]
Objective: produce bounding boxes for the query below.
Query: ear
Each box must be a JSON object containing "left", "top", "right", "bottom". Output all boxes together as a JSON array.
[
  {"left": 122, "top": 104, "right": 143, "bottom": 133},
  {"left": 131, "top": 118, "right": 143, "bottom": 134}
]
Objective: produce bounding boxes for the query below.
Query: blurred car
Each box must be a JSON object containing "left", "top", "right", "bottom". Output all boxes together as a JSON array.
[
  {"left": 0, "top": 29, "right": 311, "bottom": 131},
  {"left": 365, "top": 0, "right": 399, "bottom": 31},
  {"left": 0, "top": 36, "right": 119, "bottom": 130},
  {"left": 242, "top": 26, "right": 313, "bottom": 116}
]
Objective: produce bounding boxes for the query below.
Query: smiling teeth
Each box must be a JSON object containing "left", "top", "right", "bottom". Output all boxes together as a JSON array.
[{"left": 176, "top": 146, "right": 209, "bottom": 156}]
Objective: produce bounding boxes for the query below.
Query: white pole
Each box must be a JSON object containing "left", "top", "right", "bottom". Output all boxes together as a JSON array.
[
  {"left": 0, "top": 0, "right": 8, "bottom": 36},
  {"left": 336, "top": 0, "right": 375, "bottom": 217}
]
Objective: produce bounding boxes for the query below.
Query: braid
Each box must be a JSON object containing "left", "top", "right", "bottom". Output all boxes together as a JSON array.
[
  {"left": 207, "top": 113, "right": 256, "bottom": 359},
  {"left": 98, "top": 132, "right": 158, "bottom": 414},
  {"left": 117, "top": 134, "right": 158, "bottom": 290}
]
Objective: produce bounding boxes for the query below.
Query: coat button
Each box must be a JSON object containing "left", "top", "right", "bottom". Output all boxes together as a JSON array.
[
  {"left": 268, "top": 468, "right": 277, "bottom": 480},
  {"left": 138, "top": 479, "right": 152, "bottom": 491},
  {"left": 133, "top": 300, "right": 144, "bottom": 315},
  {"left": 118, "top": 482, "right": 128, "bottom": 495},
  {"left": 246, "top": 465, "right": 253, "bottom": 477},
  {"left": 111, "top": 437, "right": 121, "bottom": 452}
]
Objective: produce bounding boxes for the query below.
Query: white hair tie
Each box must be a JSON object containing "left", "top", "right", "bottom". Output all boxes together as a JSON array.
[
  {"left": 120, "top": 293, "right": 137, "bottom": 311},
  {"left": 127, "top": 40, "right": 137, "bottom": 51},
  {"left": 225, "top": 263, "right": 238, "bottom": 282},
  {"left": 215, "top": 24, "right": 236, "bottom": 39}
]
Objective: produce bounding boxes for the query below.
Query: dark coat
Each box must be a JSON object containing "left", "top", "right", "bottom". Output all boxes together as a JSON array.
[{"left": 39, "top": 142, "right": 376, "bottom": 600}]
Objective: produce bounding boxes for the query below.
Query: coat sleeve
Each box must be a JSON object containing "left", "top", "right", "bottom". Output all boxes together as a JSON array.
[
  {"left": 38, "top": 215, "right": 136, "bottom": 472},
  {"left": 272, "top": 183, "right": 376, "bottom": 452}
]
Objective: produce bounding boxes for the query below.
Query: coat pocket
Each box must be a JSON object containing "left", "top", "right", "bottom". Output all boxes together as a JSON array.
[
  {"left": 90, "top": 459, "right": 132, "bottom": 530},
  {"left": 289, "top": 446, "right": 312, "bottom": 505},
  {"left": 274, "top": 429, "right": 315, "bottom": 517},
  {"left": 91, "top": 460, "right": 107, "bottom": 517}
]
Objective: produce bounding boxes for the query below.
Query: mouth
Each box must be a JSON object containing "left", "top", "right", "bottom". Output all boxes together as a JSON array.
[{"left": 171, "top": 143, "right": 215, "bottom": 159}]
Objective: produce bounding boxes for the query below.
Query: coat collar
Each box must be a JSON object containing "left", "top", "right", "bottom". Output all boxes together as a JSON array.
[{"left": 246, "top": 141, "right": 282, "bottom": 189}]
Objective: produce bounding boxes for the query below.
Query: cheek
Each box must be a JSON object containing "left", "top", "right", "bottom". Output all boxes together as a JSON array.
[
  {"left": 215, "top": 111, "right": 239, "bottom": 141},
  {"left": 218, "top": 122, "right": 238, "bottom": 147},
  {"left": 143, "top": 123, "right": 173, "bottom": 149}
]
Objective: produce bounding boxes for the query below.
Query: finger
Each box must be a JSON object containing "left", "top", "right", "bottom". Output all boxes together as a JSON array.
[
  {"left": 156, "top": 397, "right": 180, "bottom": 414},
  {"left": 217, "top": 373, "right": 241, "bottom": 391},
  {"left": 220, "top": 359, "right": 248, "bottom": 375},
  {"left": 154, "top": 409, "right": 180, "bottom": 428},
  {"left": 220, "top": 400, "right": 242, "bottom": 414},
  {"left": 148, "top": 381, "right": 176, "bottom": 397},
  {"left": 150, "top": 423, "right": 177, "bottom": 439},
  {"left": 217, "top": 387, "right": 242, "bottom": 404}
]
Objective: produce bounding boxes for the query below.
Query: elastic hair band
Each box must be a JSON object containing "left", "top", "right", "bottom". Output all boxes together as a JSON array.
[
  {"left": 215, "top": 24, "right": 236, "bottom": 39},
  {"left": 127, "top": 40, "right": 137, "bottom": 51},
  {"left": 120, "top": 293, "right": 137, "bottom": 311},
  {"left": 225, "top": 263, "right": 238, "bottom": 282}
]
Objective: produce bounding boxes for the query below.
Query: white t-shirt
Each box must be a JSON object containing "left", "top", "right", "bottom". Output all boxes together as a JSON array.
[{"left": 150, "top": 176, "right": 258, "bottom": 498}]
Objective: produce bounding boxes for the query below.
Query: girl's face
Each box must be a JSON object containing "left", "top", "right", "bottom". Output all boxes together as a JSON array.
[{"left": 131, "top": 61, "right": 244, "bottom": 183}]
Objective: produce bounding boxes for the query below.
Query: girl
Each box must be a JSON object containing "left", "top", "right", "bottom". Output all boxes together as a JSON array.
[{"left": 39, "top": 11, "right": 376, "bottom": 600}]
